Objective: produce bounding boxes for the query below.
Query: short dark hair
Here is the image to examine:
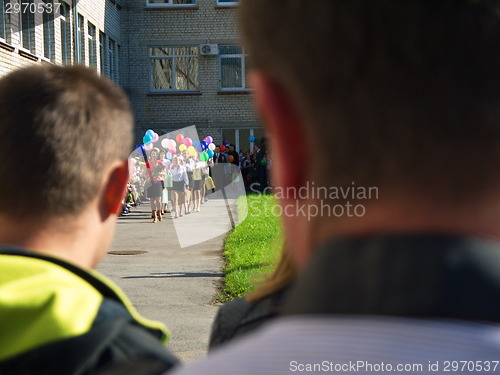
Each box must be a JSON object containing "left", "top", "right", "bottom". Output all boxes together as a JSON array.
[
  {"left": 0, "top": 65, "right": 133, "bottom": 218},
  {"left": 240, "top": 0, "right": 500, "bottom": 203}
]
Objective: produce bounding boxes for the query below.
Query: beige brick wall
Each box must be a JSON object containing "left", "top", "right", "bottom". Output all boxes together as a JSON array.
[{"left": 0, "top": 0, "right": 121, "bottom": 77}]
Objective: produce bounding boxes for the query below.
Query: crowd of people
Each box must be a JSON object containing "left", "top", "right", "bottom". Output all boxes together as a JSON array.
[{"left": 125, "top": 140, "right": 273, "bottom": 222}]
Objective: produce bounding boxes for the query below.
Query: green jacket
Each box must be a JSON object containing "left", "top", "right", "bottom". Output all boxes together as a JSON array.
[{"left": 0, "top": 249, "right": 179, "bottom": 375}]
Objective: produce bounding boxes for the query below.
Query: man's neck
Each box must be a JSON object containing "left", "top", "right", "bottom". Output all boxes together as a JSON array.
[{"left": 0, "top": 210, "right": 106, "bottom": 269}]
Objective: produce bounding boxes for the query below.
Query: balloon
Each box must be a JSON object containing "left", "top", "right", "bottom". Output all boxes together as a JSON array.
[
  {"left": 222, "top": 140, "right": 228, "bottom": 146},
  {"left": 207, "top": 149, "right": 214, "bottom": 158},
  {"left": 146, "top": 129, "right": 155, "bottom": 138},
  {"left": 196, "top": 143, "right": 204, "bottom": 152},
  {"left": 228, "top": 155, "right": 234, "bottom": 163},
  {"left": 143, "top": 134, "right": 153, "bottom": 145},
  {"left": 145, "top": 143, "right": 153, "bottom": 151},
  {"left": 260, "top": 158, "right": 267, "bottom": 167},
  {"left": 208, "top": 143, "right": 216, "bottom": 151},
  {"left": 205, "top": 136, "right": 213, "bottom": 144},
  {"left": 161, "top": 138, "right": 169, "bottom": 149},
  {"left": 166, "top": 139, "right": 176, "bottom": 150},
  {"left": 249, "top": 135, "right": 256, "bottom": 142},
  {"left": 200, "top": 152, "right": 209, "bottom": 162},
  {"left": 183, "top": 137, "right": 192, "bottom": 147},
  {"left": 166, "top": 152, "right": 172, "bottom": 160},
  {"left": 179, "top": 144, "right": 187, "bottom": 152},
  {"left": 200, "top": 141, "right": 208, "bottom": 151},
  {"left": 169, "top": 148, "right": 176, "bottom": 154},
  {"left": 188, "top": 146, "right": 196, "bottom": 156},
  {"left": 152, "top": 133, "right": 159, "bottom": 143},
  {"left": 219, "top": 145, "right": 226, "bottom": 152},
  {"left": 176, "top": 134, "right": 184, "bottom": 143},
  {"left": 192, "top": 140, "right": 200, "bottom": 147}
]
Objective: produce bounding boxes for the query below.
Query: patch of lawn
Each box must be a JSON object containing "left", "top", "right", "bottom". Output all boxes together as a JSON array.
[{"left": 218, "top": 194, "right": 283, "bottom": 302}]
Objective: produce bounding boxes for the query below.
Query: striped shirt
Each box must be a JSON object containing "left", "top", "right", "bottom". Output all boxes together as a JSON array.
[{"left": 170, "top": 315, "right": 500, "bottom": 375}]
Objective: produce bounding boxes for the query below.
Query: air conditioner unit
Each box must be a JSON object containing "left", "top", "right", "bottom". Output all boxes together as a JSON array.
[{"left": 199, "top": 44, "right": 219, "bottom": 56}]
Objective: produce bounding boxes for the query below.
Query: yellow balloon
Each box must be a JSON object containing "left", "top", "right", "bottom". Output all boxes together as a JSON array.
[
  {"left": 179, "top": 144, "right": 187, "bottom": 152},
  {"left": 188, "top": 146, "right": 196, "bottom": 156}
]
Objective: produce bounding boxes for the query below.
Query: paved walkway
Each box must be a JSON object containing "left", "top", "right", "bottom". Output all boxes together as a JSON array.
[{"left": 96, "top": 198, "right": 231, "bottom": 363}]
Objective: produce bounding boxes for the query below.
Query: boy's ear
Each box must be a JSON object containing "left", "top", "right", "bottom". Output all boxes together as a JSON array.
[
  {"left": 102, "top": 160, "right": 129, "bottom": 218},
  {"left": 249, "top": 71, "right": 309, "bottom": 192}
]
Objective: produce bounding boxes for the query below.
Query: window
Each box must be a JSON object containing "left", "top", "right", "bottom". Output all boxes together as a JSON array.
[
  {"left": 60, "top": 2, "right": 71, "bottom": 64},
  {"left": 77, "top": 14, "right": 85, "bottom": 64},
  {"left": 150, "top": 47, "right": 199, "bottom": 91},
  {"left": 99, "top": 31, "right": 106, "bottom": 75},
  {"left": 88, "top": 22, "right": 96, "bottom": 67},
  {"left": 216, "top": 0, "right": 239, "bottom": 6},
  {"left": 146, "top": 0, "right": 195, "bottom": 7},
  {"left": 43, "top": 0, "right": 55, "bottom": 60},
  {"left": 219, "top": 45, "right": 249, "bottom": 90},
  {"left": 0, "top": 0, "right": 11, "bottom": 43},
  {"left": 21, "top": 0, "right": 35, "bottom": 51}
]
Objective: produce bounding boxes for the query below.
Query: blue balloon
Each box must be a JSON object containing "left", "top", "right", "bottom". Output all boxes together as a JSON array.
[
  {"left": 166, "top": 152, "right": 172, "bottom": 160},
  {"left": 196, "top": 143, "right": 204, "bottom": 152},
  {"left": 143, "top": 134, "right": 153, "bottom": 145},
  {"left": 192, "top": 140, "right": 200, "bottom": 147},
  {"left": 249, "top": 135, "right": 256, "bottom": 142},
  {"left": 207, "top": 149, "right": 214, "bottom": 158},
  {"left": 200, "top": 141, "right": 208, "bottom": 151},
  {"left": 146, "top": 129, "right": 155, "bottom": 137}
]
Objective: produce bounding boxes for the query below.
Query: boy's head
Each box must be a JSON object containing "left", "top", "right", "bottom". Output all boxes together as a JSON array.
[
  {"left": 241, "top": 0, "right": 500, "bottom": 204},
  {"left": 0, "top": 65, "right": 133, "bottom": 220}
]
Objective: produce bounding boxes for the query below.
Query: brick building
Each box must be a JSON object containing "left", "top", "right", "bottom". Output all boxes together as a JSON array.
[{"left": 0, "top": 0, "right": 263, "bottom": 152}]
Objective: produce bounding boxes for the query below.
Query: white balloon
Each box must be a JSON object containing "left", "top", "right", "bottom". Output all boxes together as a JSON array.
[
  {"left": 161, "top": 138, "right": 169, "bottom": 149},
  {"left": 208, "top": 143, "right": 216, "bottom": 151}
]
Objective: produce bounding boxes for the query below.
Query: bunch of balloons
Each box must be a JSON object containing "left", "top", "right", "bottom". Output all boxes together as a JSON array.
[{"left": 143, "top": 129, "right": 159, "bottom": 151}]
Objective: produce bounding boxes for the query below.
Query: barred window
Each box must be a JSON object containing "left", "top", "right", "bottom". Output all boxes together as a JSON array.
[
  {"left": 150, "top": 47, "right": 199, "bottom": 91},
  {"left": 146, "top": 0, "right": 195, "bottom": 7},
  {"left": 21, "top": 0, "right": 35, "bottom": 51},
  {"left": 78, "top": 14, "right": 85, "bottom": 64},
  {"left": 219, "top": 45, "right": 249, "bottom": 90}
]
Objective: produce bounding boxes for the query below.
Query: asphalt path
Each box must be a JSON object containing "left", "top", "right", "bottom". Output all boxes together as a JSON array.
[{"left": 97, "top": 197, "right": 231, "bottom": 363}]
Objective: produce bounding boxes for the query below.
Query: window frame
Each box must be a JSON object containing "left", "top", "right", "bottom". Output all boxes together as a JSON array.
[
  {"left": 218, "top": 45, "right": 250, "bottom": 92},
  {"left": 145, "top": 0, "right": 196, "bottom": 8},
  {"left": 149, "top": 46, "right": 200, "bottom": 93}
]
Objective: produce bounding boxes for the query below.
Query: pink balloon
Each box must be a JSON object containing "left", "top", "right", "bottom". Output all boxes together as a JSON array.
[
  {"left": 166, "top": 139, "right": 176, "bottom": 150},
  {"left": 144, "top": 143, "right": 153, "bottom": 151},
  {"left": 152, "top": 133, "right": 159, "bottom": 143},
  {"left": 169, "top": 148, "right": 176, "bottom": 154},
  {"left": 183, "top": 137, "right": 192, "bottom": 147}
]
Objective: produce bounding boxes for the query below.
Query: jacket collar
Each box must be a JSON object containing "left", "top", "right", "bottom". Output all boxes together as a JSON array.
[{"left": 283, "top": 234, "right": 500, "bottom": 322}]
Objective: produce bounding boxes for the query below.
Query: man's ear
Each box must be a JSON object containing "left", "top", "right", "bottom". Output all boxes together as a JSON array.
[
  {"left": 250, "top": 71, "right": 308, "bottom": 191},
  {"left": 101, "top": 160, "right": 129, "bottom": 219}
]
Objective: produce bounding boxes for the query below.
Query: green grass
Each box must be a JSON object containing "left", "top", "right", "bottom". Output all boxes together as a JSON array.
[{"left": 218, "top": 194, "right": 283, "bottom": 302}]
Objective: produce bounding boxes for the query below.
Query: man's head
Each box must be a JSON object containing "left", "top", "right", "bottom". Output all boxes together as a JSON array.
[
  {"left": 0, "top": 65, "right": 133, "bottom": 266},
  {"left": 240, "top": 1, "right": 500, "bottom": 263}
]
